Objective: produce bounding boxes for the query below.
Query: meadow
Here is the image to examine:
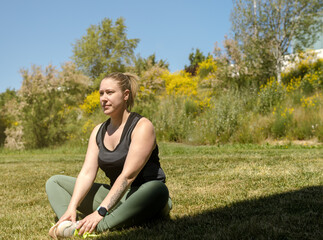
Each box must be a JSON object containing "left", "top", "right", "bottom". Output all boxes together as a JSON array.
[{"left": 0, "top": 142, "right": 322, "bottom": 239}]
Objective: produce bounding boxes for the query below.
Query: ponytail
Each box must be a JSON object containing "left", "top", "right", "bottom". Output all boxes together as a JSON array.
[{"left": 123, "top": 73, "right": 138, "bottom": 110}]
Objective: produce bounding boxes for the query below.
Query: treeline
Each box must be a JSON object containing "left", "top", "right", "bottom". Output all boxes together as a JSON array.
[{"left": 0, "top": 0, "right": 322, "bottom": 149}]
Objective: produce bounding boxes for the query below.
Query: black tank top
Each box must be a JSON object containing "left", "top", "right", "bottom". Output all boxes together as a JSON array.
[{"left": 96, "top": 112, "right": 166, "bottom": 187}]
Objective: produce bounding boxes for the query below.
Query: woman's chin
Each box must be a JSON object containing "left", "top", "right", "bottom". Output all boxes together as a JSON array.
[{"left": 103, "top": 109, "right": 112, "bottom": 115}]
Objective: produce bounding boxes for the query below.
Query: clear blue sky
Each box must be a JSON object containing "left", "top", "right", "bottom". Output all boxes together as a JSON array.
[{"left": 0, "top": 0, "right": 233, "bottom": 93}]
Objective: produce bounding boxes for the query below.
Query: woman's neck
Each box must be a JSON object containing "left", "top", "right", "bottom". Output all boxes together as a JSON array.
[{"left": 109, "top": 110, "right": 130, "bottom": 129}]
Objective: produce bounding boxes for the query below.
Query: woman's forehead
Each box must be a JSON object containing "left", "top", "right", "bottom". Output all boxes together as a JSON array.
[{"left": 100, "top": 78, "right": 120, "bottom": 89}]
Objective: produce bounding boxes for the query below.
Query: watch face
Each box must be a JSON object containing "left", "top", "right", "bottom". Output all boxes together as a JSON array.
[{"left": 98, "top": 207, "right": 107, "bottom": 216}]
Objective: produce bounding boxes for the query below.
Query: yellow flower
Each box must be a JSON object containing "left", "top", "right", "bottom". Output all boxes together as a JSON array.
[
  {"left": 301, "top": 94, "right": 320, "bottom": 108},
  {"left": 162, "top": 71, "right": 198, "bottom": 96},
  {"left": 82, "top": 119, "right": 95, "bottom": 134},
  {"left": 196, "top": 56, "right": 217, "bottom": 78},
  {"left": 80, "top": 91, "right": 100, "bottom": 114}
]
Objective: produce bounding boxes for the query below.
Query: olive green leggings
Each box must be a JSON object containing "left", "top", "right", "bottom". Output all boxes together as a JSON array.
[{"left": 45, "top": 175, "right": 172, "bottom": 232}]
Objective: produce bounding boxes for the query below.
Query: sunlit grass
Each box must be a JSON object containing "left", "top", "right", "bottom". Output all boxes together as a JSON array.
[{"left": 0, "top": 143, "right": 322, "bottom": 239}]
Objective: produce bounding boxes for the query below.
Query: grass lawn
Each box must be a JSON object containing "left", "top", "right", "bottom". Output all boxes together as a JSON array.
[{"left": 0, "top": 142, "right": 322, "bottom": 239}]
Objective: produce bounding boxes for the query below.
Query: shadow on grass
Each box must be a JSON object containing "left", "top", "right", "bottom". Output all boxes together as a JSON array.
[{"left": 97, "top": 186, "right": 323, "bottom": 240}]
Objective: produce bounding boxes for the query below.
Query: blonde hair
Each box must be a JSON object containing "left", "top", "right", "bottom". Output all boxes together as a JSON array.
[{"left": 103, "top": 72, "right": 138, "bottom": 110}]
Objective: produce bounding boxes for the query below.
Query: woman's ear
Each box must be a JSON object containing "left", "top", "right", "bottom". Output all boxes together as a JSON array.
[{"left": 124, "top": 89, "right": 130, "bottom": 101}]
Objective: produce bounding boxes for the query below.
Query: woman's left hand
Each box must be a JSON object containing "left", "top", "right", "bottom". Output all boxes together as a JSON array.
[{"left": 76, "top": 211, "right": 103, "bottom": 235}]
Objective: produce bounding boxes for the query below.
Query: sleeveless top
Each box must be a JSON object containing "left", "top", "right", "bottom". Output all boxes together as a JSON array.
[{"left": 96, "top": 112, "right": 166, "bottom": 187}]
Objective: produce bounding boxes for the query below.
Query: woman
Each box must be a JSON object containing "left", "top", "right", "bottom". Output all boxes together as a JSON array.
[{"left": 46, "top": 72, "right": 172, "bottom": 239}]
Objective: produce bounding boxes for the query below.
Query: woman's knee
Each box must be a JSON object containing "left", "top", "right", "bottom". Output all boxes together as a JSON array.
[
  {"left": 46, "top": 175, "right": 59, "bottom": 189},
  {"left": 139, "top": 181, "right": 169, "bottom": 206},
  {"left": 45, "top": 175, "right": 67, "bottom": 193}
]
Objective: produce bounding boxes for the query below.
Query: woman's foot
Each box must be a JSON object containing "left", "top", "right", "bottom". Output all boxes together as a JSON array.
[{"left": 49, "top": 221, "right": 78, "bottom": 239}]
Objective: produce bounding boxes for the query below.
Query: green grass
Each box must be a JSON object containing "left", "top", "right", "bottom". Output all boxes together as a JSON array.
[{"left": 0, "top": 143, "right": 323, "bottom": 239}]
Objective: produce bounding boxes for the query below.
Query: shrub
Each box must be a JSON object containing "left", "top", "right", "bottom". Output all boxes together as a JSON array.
[
  {"left": 190, "top": 91, "right": 242, "bottom": 144},
  {"left": 317, "top": 124, "right": 323, "bottom": 142},
  {"left": 137, "top": 66, "right": 167, "bottom": 102},
  {"left": 153, "top": 96, "right": 193, "bottom": 142},
  {"left": 289, "top": 94, "right": 322, "bottom": 140},
  {"left": 300, "top": 93, "right": 321, "bottom": 109},
  {"left": 300, "top": 71, "right": 322, "bottom": 94},
  {"left": 196, "top": 56, "right": 217, "bottom": 79},
  {"left": 133, "top": 97, "right": 160, "bottom": 122},
  {"left": 12, "top": 63, "right": 90, "bottom": 149},
  {"left": 232, "top": 113, "right": 271, "bottom": 144},
  {"left": 257, "top": 77, "right": 286, "bottom": 114},
  {"left": 162, "top": 71, "right": 198, "bottom": 96},
  {"left": 282, "top": 57, "right": 322, "bottom": 85},
  {"left": 4, "top": 125, "right": 24, "bottom": 150},
  {"left": 0, "top": 89, "right": 17, "bottom": 146},
  {"left": 282, "top": 57, "right": 323, "bottom": 94},
  {"left": 270, "top": 106, "right": 294, "bottom": 139}
]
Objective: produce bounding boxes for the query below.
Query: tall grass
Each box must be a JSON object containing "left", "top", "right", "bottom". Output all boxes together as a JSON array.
[
  {"left": 134, "top": 87, "right": 323, "bottom": 145},
  {"left": 56, "top": 58, "right": 323, "bottom": 148}
]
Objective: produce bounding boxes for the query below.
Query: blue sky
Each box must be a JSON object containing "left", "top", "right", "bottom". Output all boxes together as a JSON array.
[{"left": 0, "top": 0, "right": 233, "bottom": 93}]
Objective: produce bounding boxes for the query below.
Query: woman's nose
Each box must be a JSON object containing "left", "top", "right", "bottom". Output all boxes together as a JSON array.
[{"left": 101, "top": 92, "right": 108, "bottom": 100}]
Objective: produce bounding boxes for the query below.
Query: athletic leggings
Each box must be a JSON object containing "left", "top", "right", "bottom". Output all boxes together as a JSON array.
[{"left": 45, "top": 175, "right": 172, "bottom": 232}]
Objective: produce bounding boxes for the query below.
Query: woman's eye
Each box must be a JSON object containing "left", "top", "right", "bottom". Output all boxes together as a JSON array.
[{"left": 99, "top": 90, "right": 114, "bottom": 96}]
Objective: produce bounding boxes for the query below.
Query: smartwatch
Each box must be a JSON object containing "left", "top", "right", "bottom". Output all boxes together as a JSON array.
[{"left": 97, "top": 206, "right": 108, "bottom": 217}]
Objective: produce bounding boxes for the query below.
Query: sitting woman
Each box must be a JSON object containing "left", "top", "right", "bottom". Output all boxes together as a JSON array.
[{"left": 46, "top": 72, "right": 172, "bottom": 239}]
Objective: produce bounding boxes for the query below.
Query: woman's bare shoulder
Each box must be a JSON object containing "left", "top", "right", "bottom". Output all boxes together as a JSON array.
[
  {"left": 132, "top": 117, "right": 155, "bottom": 138},
  {"left": 88, "top": 122, "right": 105, "bottom": 142}
]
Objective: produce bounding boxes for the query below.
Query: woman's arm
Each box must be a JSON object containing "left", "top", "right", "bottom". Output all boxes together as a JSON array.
[
  {"left": 76, "top": 118, "right": 156, "bottom": 234},
  {"left": 57, "top": 124, "right": 101, "bottom": 223}
]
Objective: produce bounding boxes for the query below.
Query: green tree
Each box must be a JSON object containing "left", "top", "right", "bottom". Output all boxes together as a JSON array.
[
  {"left": 72, "top": 17, "right": 139, "bottom": 85},
  {"left": 130, "top": 53, "right": 169, "bottom": 76},
  {"left": 213, "top": 36, "right": 276, "bottom": 89},
  {"left": 184, "top": 48, "right": 207, "bottom": 75},
  {"left": 231, "top": 0, "right": 322, "bottom": 84}
]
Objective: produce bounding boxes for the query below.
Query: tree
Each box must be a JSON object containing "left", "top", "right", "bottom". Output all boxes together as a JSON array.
[
  {"left": 130, "top": 53, "right": 169, "bottom": 76},
  {"left": 231, "top": 0, "right": 322, "bottom": 83},
  {"left": 72, "top": 17, "right": 139, "bottom": 84},
  {"left": 184, "top": 48, "right": 207, "bottom": 75}
]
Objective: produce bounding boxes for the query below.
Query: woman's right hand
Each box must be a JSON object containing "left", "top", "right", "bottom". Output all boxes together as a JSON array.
[{"left": 57, "top": 207, "right": 77, "bottom": 224}]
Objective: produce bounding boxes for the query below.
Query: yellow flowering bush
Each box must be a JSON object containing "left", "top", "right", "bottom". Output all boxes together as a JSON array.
[
  {"left": 285, "top": 76, "right": 302, "bottom": 92},
  {"left": 272, "top": 107, "right": 294, "bottom": 118},
  {"left": 82, "top": 119, "right": 95, "bottom": 135},
  {"left": 162, "top": 70, "right": 198, "bottom": 96},
  {"left": 80, "top": 91, "right": 100, "bottom": 114},
  {"left": 300, "top": 71, "right": 322, "bottom": 94},
  {"left": 282, "top": 57, "right": 323, "bottom": 93},
  {"left": 196, "top": 56, "right": 217, "bottom": 78},
  {"left": 300, "top": 93, "right": 321, "bottom": 108},
  {"left": 196, "top": 56, "right": 218, "bottom": 88},
  {"left": 195, "top": 97, "right": 211, "bottom": 112}
]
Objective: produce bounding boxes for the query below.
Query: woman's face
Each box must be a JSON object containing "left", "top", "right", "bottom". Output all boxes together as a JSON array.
[{"left": 99, "top": 78, "right": 128, "bottom": 116}]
